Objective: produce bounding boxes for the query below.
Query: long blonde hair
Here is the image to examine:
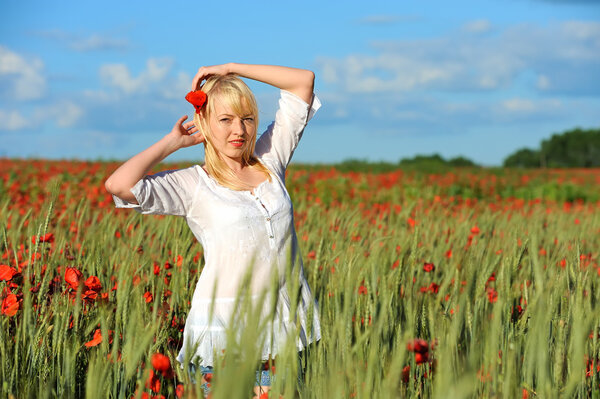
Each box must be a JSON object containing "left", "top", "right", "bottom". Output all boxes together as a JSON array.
[{"left": 193, "top": 75, "right": 271, "bottom": 191}]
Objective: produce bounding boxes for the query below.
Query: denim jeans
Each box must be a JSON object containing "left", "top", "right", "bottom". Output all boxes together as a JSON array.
[{"left": 188, "top": 353, "right": 305, "bottom": 396}]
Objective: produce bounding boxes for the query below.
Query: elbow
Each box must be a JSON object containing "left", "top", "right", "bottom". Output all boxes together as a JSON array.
[
  {"left": 294, "top": 70, "right": 315, "bottom": 104},
  {"left": 304, "top": 70, "right": 315, "bottom": 92},
  {"left": 104, "top": 176, "right": 138, "bottom": 204},
  {"left": 104, "top": 177, "right": 122, "bottom": 197},
  {"left": 104, "top": 178, "right": 114, "bottom": 195}
]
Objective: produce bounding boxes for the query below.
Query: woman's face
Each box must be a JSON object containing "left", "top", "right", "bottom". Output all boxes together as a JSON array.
[{"left": 207, "top": 98, "right": 256, "bottom": 164}]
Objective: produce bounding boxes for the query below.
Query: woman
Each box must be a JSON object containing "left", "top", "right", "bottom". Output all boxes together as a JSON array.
[{"left": 105, "top": 63, "right": 322, "bottom": 398}]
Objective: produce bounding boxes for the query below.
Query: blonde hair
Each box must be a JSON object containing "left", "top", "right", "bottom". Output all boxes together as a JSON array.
[{"left": 193, "top": 75, "right": 271, "bottom": 191}]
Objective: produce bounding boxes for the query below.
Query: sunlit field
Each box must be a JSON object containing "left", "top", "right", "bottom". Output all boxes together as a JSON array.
[{"left": 1, "top": 159, "right": 599, "bottom": 398}]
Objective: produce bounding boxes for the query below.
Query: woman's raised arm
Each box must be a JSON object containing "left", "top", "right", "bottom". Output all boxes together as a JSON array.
[
  {"left": 104, "top": 115, "right": 204, "bottom": 203},
  {"left": 192, "top": 63, "right": 315, "bottom": 104}
]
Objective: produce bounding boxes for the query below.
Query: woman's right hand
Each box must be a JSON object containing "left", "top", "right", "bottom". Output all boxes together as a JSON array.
[
  {"left": 191, "top": 63, "right": 233, "bottom": 90},
  {"left": 168, "top": 115, "right": 205, "bottom": 149}
]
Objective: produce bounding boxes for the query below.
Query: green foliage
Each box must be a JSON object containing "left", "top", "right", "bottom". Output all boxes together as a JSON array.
[
  {"left": 503, "top": 148, "right": 541, "bottom": 168},
  {"left": 305, "top": 154, "right": 479, "bottom": 174},
  {"left": 1, "top": 161, "right": 600, "bottom": 398},
  {"left": 504, "top": 127, "right": 600, "bottom": 168}
]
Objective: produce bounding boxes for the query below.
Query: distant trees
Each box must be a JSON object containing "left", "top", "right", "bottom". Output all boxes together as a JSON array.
[
  {"left": 398, "top": 154, "right": 478, "bottom": 168},
  {"left": 330, "top": 154, "right": 479, "bottom": 173},
  {"left": 503, "top": 127, "right": 600, "bottom": 168},
  {"left": 503, "top": 148, "right": 540, "bottom": 168}
]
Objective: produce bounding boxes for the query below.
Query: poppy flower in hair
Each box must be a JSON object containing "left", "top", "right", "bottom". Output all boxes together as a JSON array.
[{"left": 185, "top": 90, "right": 207, "bottom": 113}]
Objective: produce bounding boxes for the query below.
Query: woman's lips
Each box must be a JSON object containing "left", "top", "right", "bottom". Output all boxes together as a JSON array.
[{"left": 229, "top": 140, "right": 244, "bottom": 148}]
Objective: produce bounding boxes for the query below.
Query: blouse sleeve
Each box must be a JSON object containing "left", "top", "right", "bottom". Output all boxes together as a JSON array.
[
  {"left": 111, "top": 165, "right": 200, "bottom": 216},
  {"left": 254, "top": 89, "right": 321, "bottom": 179}
]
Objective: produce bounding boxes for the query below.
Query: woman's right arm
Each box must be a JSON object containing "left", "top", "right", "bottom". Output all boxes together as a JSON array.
[{"left": 104, "top": 115, "right": 203, "bottom": 203}]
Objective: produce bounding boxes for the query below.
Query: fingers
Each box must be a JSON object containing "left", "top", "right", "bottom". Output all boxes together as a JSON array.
[
  {"left": 191, "top": 67, "right": 207, "bottom": 91},
  {"left": 192, "top": 66, "right": 215, "bottom": 90},
  {"left": 181, "top": 120, "right": 198, "bottom": 135},
  {"left": 191, "top": 65, "right": 228, "bottom": 90},
  {"left": 175, "top": 115, "right": 188, "bottom": 127}
]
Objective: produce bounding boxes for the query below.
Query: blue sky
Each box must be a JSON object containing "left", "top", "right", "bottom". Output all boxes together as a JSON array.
[{"left": 1, "top": 0, "right": 599, "bottom": 165}]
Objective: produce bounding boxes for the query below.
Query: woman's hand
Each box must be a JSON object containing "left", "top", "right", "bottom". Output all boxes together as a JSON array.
[
  {"left": 168, "top": 115, "right": 205, "bottom": 149},
  {"left": 191, "top": 63, "right": 233, "bottom": 90}
]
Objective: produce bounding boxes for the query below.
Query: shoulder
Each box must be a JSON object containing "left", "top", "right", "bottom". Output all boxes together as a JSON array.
[
  {"left": 277, "top": 89, "right": 322, "bottom": 124},
  {"left": 147, "top": 164, "right": 204, "bottom": 194}
]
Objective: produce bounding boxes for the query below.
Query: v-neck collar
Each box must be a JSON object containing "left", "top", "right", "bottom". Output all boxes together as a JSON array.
[{"left": 198, "top": 165, "right": 271, "bottom": 196}]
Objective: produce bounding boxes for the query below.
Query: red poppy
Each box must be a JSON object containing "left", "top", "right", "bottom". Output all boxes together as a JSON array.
[
  {"left": 85, "top": 329, "right": 103, "bottom": 347},
  {"left": 146, "top": 369, "right": 161, "bottom": 393},
  {"left": 39, "top": 233, "right": 54, "bottom": 243},
  {"left": 185, "top": 90, "right": 207, "bottom": 114},
  {"left": 406, "top": 338, "right": 429, "bottom": 354},
  {"left": 402, "top": 365, "right": 410, "bottom": 382},
  {"left": 358, "top": 285, "right": 367, "bottom": 295},
  {"left": 143, "top": 292, "right": 153, "bottom": 303},
  {"left": 32, "top": 233, "right": 54, "bottom": 244},
  {"left": 415, "top": 352, "right": 429, "bottom": 364},
  {"left": 64, "top": 267, "right": 83, "bottom": 290},
  {"left": 486, "top": 287, "right": 498, "bottom": 303},
  {"left": 82, "top": 290, "right": 98, "bottom": 302},
  {"left": 0, "top": 265, "right": 17, "bottom": 281},
  {"left": 151, "top": 353, "right": 172, "bottom": 374},
  {"left": 84, "top": 276, "right": 102, "bottom": 292},
  {"left": 427, "top": 282, "right": 439, "bottom": 294},
  {"left": 1, "top": 293, "right": 19, "bottom": 316},
  {"left": 175, "top": 384, "right": 184, "bottom": 398},
  {"left": 423, "top": 262, "right": 435, "bottom": 272}
]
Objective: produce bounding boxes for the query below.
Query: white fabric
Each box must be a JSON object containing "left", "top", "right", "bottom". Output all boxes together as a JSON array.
[{"left": 112, "top": 90, "right": 322, "bottom": 367}]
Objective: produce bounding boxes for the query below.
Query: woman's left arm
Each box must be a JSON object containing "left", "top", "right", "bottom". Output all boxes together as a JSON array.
[{"left": 191, "top": 63, "right": 315, "bottom": 103}]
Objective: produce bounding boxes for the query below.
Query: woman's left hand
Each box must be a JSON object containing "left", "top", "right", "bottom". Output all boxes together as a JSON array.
[{"left": 191, "top": 63, "right": 233, "bottom": 90}]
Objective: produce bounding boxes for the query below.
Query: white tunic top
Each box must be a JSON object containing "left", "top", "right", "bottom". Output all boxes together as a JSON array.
[{"left": 112, "top": 90, "right": 322, "bottom": 367}]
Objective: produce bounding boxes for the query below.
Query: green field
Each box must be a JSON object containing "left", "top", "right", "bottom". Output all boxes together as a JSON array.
[{"left": 1, "top": 159, "right": 599, "bottom": 398}]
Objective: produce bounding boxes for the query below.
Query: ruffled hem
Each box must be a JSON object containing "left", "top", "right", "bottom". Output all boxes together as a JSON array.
[{"left": 176, "top": 303, "right": 321, "bottom": 368}]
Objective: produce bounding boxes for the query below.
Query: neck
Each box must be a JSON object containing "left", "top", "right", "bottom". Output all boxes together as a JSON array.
[{"left": 221, "top": 155, "right": 246, "bottom": 173}]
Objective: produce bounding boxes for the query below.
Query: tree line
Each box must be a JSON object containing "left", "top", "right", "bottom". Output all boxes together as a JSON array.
[{"left": 503, "top": 127, "right": 600, "bottom": 168}]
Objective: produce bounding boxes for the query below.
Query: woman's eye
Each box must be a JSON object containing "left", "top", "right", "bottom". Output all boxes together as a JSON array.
[
  {"left": 243, "top": 117, "right": 254, "bottom": 122},
  {"left": 220, "top": 118, "right": 231, "bottom": 123}
]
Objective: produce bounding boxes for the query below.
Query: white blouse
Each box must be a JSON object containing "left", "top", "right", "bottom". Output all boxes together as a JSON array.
[{"left": 112, "top": 90, "right": 322, "bottom": 367}]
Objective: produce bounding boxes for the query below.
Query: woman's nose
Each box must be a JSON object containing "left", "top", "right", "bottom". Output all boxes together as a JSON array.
[{"left": 232, "top": 118, "right": 245, "bottom": 134}]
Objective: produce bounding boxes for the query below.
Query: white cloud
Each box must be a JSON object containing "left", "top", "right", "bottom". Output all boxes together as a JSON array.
[
  {"left": 30, "top": 101, "right": 83, "bottom": 128},
  {"left": 32, "top": 29, "right": 131, "bottom": 52},
  {"left": 321, "top": 20, "right": 600, "bottom": 96},
  {"left": 317, "top": 53, "right": 461, "bottom": 93},
  {"left": 99, "top": 58, "right": 174, "bottom": 94},
  {"left": 462, "top": 19, "right": 492, "bottom": 34},
  {"left": 0, "top": 109, "right": 28, "bottom": 130},
  {"left": 161, "top": 71, "right": 192, "bottom": 100},
  {"left": 495, "top": 98, "right": 563, "bottom": 122},
  {"left": 561, "top": 20, "right": 600, "bottom": 40},
  {"left": 357, "top": 15, "right": 420, "bottom": 25},
  {"left": 537, "top": 75, "right": 550, "bottom": 90},
  {"left": 501, "top": 98, "right": 537, "bottom": 112},
  {"left": 0, "top": 45, "right": 46, "bottom": 100},
  {"left": 70, "top": 34, "right": 130, "bottom": 52}
]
